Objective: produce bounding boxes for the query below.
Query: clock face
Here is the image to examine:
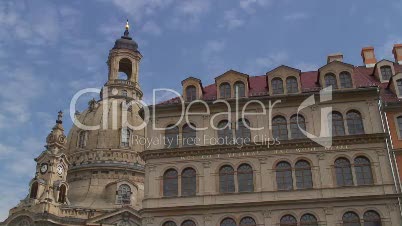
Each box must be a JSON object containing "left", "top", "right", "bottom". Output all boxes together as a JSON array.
[
  {"left": 57, "top": 164, "right": 64, "bottom": 176},
  {"left": 40, "top": 163, "right": 48, "bottom": 174}
]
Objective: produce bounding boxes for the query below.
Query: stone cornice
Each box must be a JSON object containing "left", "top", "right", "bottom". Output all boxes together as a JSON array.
[{"left": 140, "top": 133, "right": 387, "bottom": 161}]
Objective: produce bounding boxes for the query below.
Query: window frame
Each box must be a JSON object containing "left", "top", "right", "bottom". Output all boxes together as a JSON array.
[
  {"left": 182, "top": 123, "right": 196, "bottom": 147},
  {"left": 237, "top": 164, "right": 254, "bottom": 192},
  {"left": 280, "top": 215, "right": 297, "bottom": 226},
  {"left": 219, "top": 165, "right": 235, "bottom": 193},
  {"left": 340, "top": 71, "right": 353, "bottom": 88},
  {"left": 286, "top": 76, "right": 299, "bottom": 93},
  {"left": 397, "top": 79, "right": 402, "bottom": 97},
  {"left": 342, "top": 211, "right": 360, "bottom": 226},
  {"left": 165, "top": 125, "right": 179, "bottom": 148},
  {"left": 324, "top": 73, "right": 338, "bottom": 89},
  {"left": 290, "top": 114, "right": 306, "bottom": 139},
  {"left": 346, "top": 110, "right": 365, "bottom": 135},
  {"left": 276, "top": 161, "right": 293, "bottom": 191},
  {"left": 272, "top": 116, "right": 288, "bottom": 140},
  {"left": 397, "top": 116, "right": 402, "bottom": 140},
  {"left": 295, "top": 160, "right": 313, "bottom": 189},
  {"left": 220, "top": 83, "right": 231, "bottom": 99},
  {"left": 116, "top": 184, "right": 132, "bottom": 205},
  {"left": 380, "top": 65, "right": 392, "bottom": 81},
  {"left": 186, "top": 85, "right": 197, "bottom": 102},
  {"left": 163, "top": 169, "right": 179, "bottom": 197},
  {"left": 272, "top": 78, "right": 284, "bottom": 95},
  {"left": 217, "top": 120, "right": 233, "bottom": 145},
  {"left": 78, "top": 130, "right": 87, "bottom": 148},
  {"left": 236, "top": 119, "right": 251, "bottom": 144},
  {"left": 334, "top": 158, "right": 354, "bottom": 187},
  {"left": 234, "top": 81, "right": 246, "bottom": 97},
  {"left": 329, "top": 112, "right": 345, "bottom": 136},
  {"left": 363, "top": 210, "right": 382, "bottom": 226},
  {"left": 181, "top": 167, "right": 197, "bottom": 196},
  {"left": 354, "top": 156, "right": 374, "bottom": 185},
  {"left": 120, "top": 128, "right": 131, "bottom": 147}
]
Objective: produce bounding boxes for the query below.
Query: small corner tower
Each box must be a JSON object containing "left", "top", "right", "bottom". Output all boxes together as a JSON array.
[{"left": 106, "top": 20, "right": 143, "bottom": 100}]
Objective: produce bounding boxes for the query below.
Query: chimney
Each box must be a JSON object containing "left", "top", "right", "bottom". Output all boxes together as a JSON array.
[
  {"left": 361, "top": 46, "right": 377, "bottom": 68},
  {"left": 327, "top": 53, "right": 343, "bottom": 64},
  {"left": 393, "top": 44, "right": 402, "bottom": 64}
]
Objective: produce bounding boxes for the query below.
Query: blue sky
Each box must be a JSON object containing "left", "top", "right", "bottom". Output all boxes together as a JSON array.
[{"left": 0, "top": 0, "right": 402, "bottom": 220}]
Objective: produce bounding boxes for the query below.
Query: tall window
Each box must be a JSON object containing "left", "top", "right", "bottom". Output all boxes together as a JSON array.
[
  {"left": 347, "top": 111, "right": 365, "bottom": 135},
  {"left": 397, "top": 79, "right": 402, "bottom": 96},
  {"left": 342, "top": 212, "right": 360, "bottom": 226},
  {"left": 236, "top": 119, "right": 251, "bottom": 144},
  {"left": 58, "top": 184, "right": 67, "bottom": 203},
  {"left": 116, "top": 184, "right": 131, "bottom": 204},
  {"left": 354, "top": 156, "right": 373, "bottom": 185},
  {"left": 163, "top": 221, "right": 177, "bottom": 226},
  {"left": 121, "top": 128, "right": 130, "bottom": 147},
  {"left": 78, "top": 131, "right": 87, "bottom": 148},
  {"left": 181, "top": 220, "right": 196, "bottom": 226},
  {"left": 163, "top": 169, "right": 178, "bottom": 197},
  {"left": 300, "top": 214, "right": 318, "bottom": 226},
  {"left": 182, "top": 124, "right": 196, "bottom": 146},
  {"left": 286, "top": 77, "right": 298, "bottom": 93},
  {"left": 380, "top": 66, "right": 392, "bottom": 80},
  {"left": 221, "top": 218, "right": 236, "bottom": 226},
  {"left": 329, "top": 112, "right": 345, "bottom": 136},
  {"left": 186, "top": 85, "right": 197, "bottom": 101},
  {"left": 363, "top": 210, "right": 382, "bottom": 226},
  {"left": 272, "top": 78, "right": 284, "bottom": 94},
  {"left": 220, "top": 83, "right": 231, "bottom": 98},
  {"left": 290, "top": 114, "right": 306, "bottom": 139},
  {"left": 181, "top": 168, "right": 196, "bottom": 196},
  {"left": 276, "top": 161, "right": 293, "bottom": 190},
  {"left": 234, "top": 81, "right": 246, "bottom": 97},
  {"left": 239, "top": 217, "right": 257, "bottom": 226},
  {"left": 398, "top": 116, "right": 402, "bottom": 137},
  {"left": 217, "top": 120, "right": 233, "bottom": 145},
  {"left": 30, "top": 181, "right": 38, "bottom": 199},
  {"left": 280, "top": 215, "right": 297, "bottom": 226},
  {"left": 165, "top": 125, "right": 179, "bottom": 148},
  {"left": 335, "top": 158, "right": 353, "bottom": 186},
  {"left": 219, "top": 165, "right": 235, "bottom": 193},
  {"left": 295, "top": 160, "right": 313, "bottom": 189},
  {"left": 324, "top": 73, "right": 338, "bottom": 89},
  {"left": 340, "top": 71, "right": 353, "bottom": 88},
  {"left": 272, "top": 116, "right": 288, "bottom": 140},
  {"left": 237, "top": 164, "right": 254, "bottom": 192}
]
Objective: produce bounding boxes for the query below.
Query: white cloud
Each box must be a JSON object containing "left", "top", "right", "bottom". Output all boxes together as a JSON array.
[
  {"left": 245, "top": 51, "right": 289, "bottom": 74},
  {"left": 221, "top": 9, "right": 245, "bottom": 30},
  {"left": 283, "top": 12, "right": 309, "bottom": 21},
  {"left": 239, "top": 0, "right": 272, "bottom": 13},
  {"left": 141, "top": 20, "right": 162, "bottom": 36},
  {"left": 108, "top": 0, "right": 174, "bottom": 21}
]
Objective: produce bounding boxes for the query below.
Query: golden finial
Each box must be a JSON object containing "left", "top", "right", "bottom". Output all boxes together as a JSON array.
[{"left": 125, "top": 19, "right": 129, "bottom": 30}]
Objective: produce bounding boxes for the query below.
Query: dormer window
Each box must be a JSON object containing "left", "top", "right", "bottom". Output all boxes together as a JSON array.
[
  {"left": 397, "top": 79, "right": 402, "bottom": 96},
  {"left": 324, "top": 73, "right": 338, "bottom": 89},
  {"left": 380, "top": 66, "right": 392, "bottom": 80},
  {"left": 220, "top": 83, "right": 231, "bottom": 98},
  {"left": 186, "top": 85, "right": 197, "bottom": 101},
  {"left": 272, "top": 78, "right": 284, "bottom": 94},
  {"left": 234, "top": 81, "right": 245, "bottom": 97},
  {"left": 121, "top": 128, "right": 131, "bottom": 147},
  {"left": 286, "top": 77, "right": 298, "bottom": 93},
  {"left": 340, "top": 72, "right": 352, "bottom": 88}
]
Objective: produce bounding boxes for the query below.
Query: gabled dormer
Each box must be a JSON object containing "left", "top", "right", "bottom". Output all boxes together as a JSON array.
[
  {"left": 266, "top": 65, "right": 301, "bottom": 95},
  {"left": 318, "top": 57, "right": 355, "bottom": 90},
  {"left": 215, "top": 70, "right": 249, "bottom": 99},
  {"left": 182, "top": 77, "right": 203, "bottom": 102},
  {"left": 373, "top": 59, "right": 395, "bottom": 83},
  {"left": 387, "top": 72, "right": 402, "bottom": 99}
]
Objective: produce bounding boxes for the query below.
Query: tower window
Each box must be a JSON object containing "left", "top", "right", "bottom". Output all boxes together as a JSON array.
[
  {"left": 121, "top": 128, "right": 131, "bottom": 147},
  {"left": 58, "top": 184, "right": 67, "bottom": 203},
  {"left": 380, "top": 66, "right": 392, "bottom": 80},
  {"left": 286, "top": 77, "right": 298, "bottom": 93},
  {"left": 324, "top": 73, "right": 338, "bottom": 89},
  {"left": 116, "top": 184, "right": 131, "bottom": 204},
  {"left": 340, "top": 71, "right": 353, "bottom": 88},
  {"left": 118, "top": 58, "right": 132, "bottom": 80},
  {"left": 186, "top": 85, "right": 197, "bottom": 101},
  {"left": 234, "top": 81, "right": 246, "bottom": 97},
  {"left": 220, "top": 83, "right": 231, "bottom": 98},
  {"left": 78, "top": 131, "right": 87, "bottom": 148},
  {"left": 30, "top": 181, "right": 38, "bottom": 199},
  {"left": 272, "top": 78, "right": 284, "bottom": 94}
]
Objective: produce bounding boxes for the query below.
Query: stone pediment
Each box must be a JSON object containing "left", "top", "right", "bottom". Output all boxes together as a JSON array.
[{"left": 87, "top": 207, "right": 141, "bottom": 226}]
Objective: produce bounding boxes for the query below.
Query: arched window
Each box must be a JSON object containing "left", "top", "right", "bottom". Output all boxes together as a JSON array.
[
  {"left": 221, "top": 218, "right": 236, "bottom": 226},
  {"left": 30, "top": 181, "right": 38, "bottom": 199},
  {"left": 239, "top": 217, "right": 257, "bottom": 226},
  {"left": 380, "top": 66, "right": 392, "bottom": 80},
  {"left": 272, "top": 78, "right": 284, "bottom": 94},
  {"left": 300, "top": 214, "right": 318, "bottom": 226},
  {"left": 324, "top": 73, "right": 338, "bottom": 89},
  {"left": 290, "top": 114, "right": 306, "bottom": 139},
  {"left": 286, "top": 77, "right": 298, "bottom": 93},
  {"left": 121, "top": 128, "right": 131, "bottom": 147},
  {"left": 182, "top": 124, "right": 196, "bottom": 146},
  {"left": 272, "top": 116, "right": 288, "bottom": 140},
  {"left": 280, "top": 215, "right": 297, "bottom": 226},
  {"left": 354, "top": 156, "right": 373, "bottom": 185},
  {"left": 220, "top": 83, "right": 231, "bottom": 98},
  {"left": 181, "top": 220, "right": 196, "bottom": 226},
  {"left": 163, "top": 169, "right": 178, "bottom": 197},
  {"left": 340, "top": 71, "right": 353, "bottom": 88},
  {"left": 186, "top": 85, "right": 197, "bottom": 102},
  {"left": 122, "top": 90, "right": 128, "bottom": 97},
  {"left": 165, "top": 125, "right": 179, "bottom": 148},
  {"left": 163, "top": 221, "right": 177, "bottom": 226},
  {"left": 181, "top": 168, "right": 196, "bottom": 196},
  {"left": 295, "top": 160, "right": 313, "bottom": 189},
  {"left": 335, "top": 158, "right": 353, "bottom": 186},
  {"left": 234, "top": 81, "right": 246, "bottom": 97},
  {"left": 329, "top": 112, "right": 345, "bottom": 136},
  {"left": 342, "top": 212, "right": 360, "bottom": 226},
  {"left": 347, "top": 111, "right": 365, "bottom": 135},
  {"left": 18, "top": 219, "right": 31, "bottom": 226},
  {"left": 363, "top": 210, "right": 382, "bottom": 226},
  {"left": 397, "top": 79, "right": 402, "bottom": 95},
  {"left": 217, "top": 120, "right": 233, "bottom": 145},
  {"left": 58, "top": 184, "right": 67, "bottom": 203},
  {"left": 236, "top": 119, "right": 251, "bottom": 144},
  {"left": 237, "top": 164, "right": 253, "bottom": 192},
  {"left": 276, "top": 161, "right": 293, "bottom": 190},
  {"left": 219, "top": 165, "right": 235, "bottom": 193},
  {"left": 118, "top": 58, "right": 132, "bottom": 80},
  {"left": 116, "top": 184, "right": 131, "bottom": 204},
  {"left": 78, "top": 131, "right": 87, "bottom": 148},
  {"left": 398, "top": 116, "right": 402, "bottom": 137}
]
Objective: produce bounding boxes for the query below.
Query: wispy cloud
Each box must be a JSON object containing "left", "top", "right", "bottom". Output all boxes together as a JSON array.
[
  {"left": 283, "top": 12, "right": 310, "bottom": 21},
  {"left": 244, "top": 51, "right": 289, "bottom": 74},
  {"left": 220, "top": 9, "right": 245, "bottom": 30},
  {"left": 239, "top": 0, "right": 272, "bottom": 14}
]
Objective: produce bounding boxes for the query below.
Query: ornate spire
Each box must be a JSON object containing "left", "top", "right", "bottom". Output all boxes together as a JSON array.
[
  {"left": 45, "top": 111, "right": 67, "bottom": 152},
  {"left": 123, "top": 19, "right": 130, "bottom": 37},
  {"left": 56, "top": 110, "right": 63, "bottom": 124}
]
